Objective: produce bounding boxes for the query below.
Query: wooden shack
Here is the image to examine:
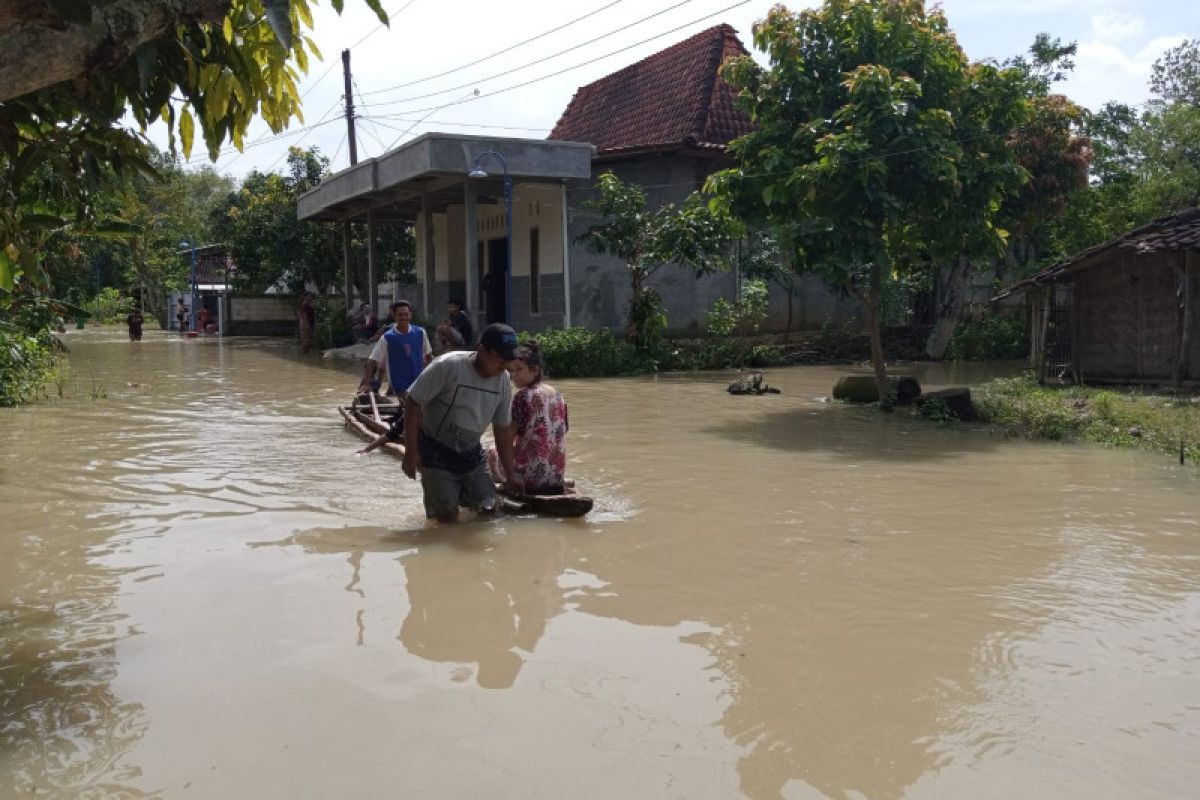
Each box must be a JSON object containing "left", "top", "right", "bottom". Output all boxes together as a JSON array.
[{"left": 996, "top": 208, "right": 1200, "bottom": 386}]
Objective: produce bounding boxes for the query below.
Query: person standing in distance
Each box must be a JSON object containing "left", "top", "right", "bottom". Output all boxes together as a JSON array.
[
  {"left": 447, "top": 299, "right": 473, "bottom": 346},
  {"left": 402, "top": 323, "right": 522, "bottom": 523},
  {"left": 357, "top": 300, "right": 432, "bottom": 396}
]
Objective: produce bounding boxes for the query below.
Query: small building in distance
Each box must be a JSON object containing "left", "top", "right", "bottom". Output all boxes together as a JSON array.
[{"left": 996, "top": 208, "right": 1200, "bottom": 385}]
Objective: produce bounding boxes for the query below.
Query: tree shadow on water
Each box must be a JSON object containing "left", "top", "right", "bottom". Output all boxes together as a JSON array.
[{"left": 704, "top": 401, "right": 1002, "bottom": 462}]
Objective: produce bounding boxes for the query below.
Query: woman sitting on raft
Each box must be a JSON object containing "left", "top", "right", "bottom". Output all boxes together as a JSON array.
[{"left": 487, "top": 340, "right": 569, "bottom": 495}]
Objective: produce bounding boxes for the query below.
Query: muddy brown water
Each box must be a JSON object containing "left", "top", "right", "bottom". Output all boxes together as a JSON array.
[{"left": 2, "top": 329, "right": 1199, "bottom": 799}]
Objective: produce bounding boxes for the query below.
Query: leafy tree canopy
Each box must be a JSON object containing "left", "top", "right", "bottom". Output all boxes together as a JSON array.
[
  {"left": 0, "top": 0, "right": 386, "bottom": 297},
  {"left": 710, "top": 0, "right": 1030, "bottom": 395}
]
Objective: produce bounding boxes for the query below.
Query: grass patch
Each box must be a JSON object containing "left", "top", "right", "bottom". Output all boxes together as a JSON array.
[{"left": 974, "top": 374, "right": 1200, "bottom": 462}]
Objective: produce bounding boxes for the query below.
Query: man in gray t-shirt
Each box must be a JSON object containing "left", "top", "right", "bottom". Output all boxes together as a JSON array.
[{"left": 403, "top": 323, "right": 521, "bottom": 521}]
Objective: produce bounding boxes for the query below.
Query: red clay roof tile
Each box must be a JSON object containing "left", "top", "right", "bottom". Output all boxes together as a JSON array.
[{"left": 549, "top": 24, "right": 754, "bottom": 155}]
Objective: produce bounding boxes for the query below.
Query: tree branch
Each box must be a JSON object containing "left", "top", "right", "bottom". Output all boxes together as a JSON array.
[{"left": 0, "top": 0, "right": 229, "bottom": 102}]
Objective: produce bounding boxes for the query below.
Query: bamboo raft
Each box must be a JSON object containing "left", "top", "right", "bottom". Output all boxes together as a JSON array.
[{"left": 340, "top": 399, "right": 593, "bottom": 518}]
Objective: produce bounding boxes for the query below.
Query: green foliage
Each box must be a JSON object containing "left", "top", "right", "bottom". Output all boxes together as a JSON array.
[
  {"left": 947, "top": 314, "right": 1028, "bottom": 360},
  {"left": 919, "top": 396, "right": 957, "bottom": 424},
  {"left": 211, "top": 146, "right": 413, "bottom": 295},
  {"left": 522, "top": 327, "right": 650, "bottom": 378},
  {"left": 706, "top": 278, "right": 769, "bottom": 337},
  {"left": 629, "top": 286, "right": 668, "bottom": 351},
  {"left": 711, "top": 0, "right": 1030, "bottom": 396},
  {"left": 1150, "top": 39, "right": 1200, "bottom": 106},
  {"left": 83, "top": 287, "right": 134, "bottom": 324},
  {"left": 0, "top": 1, "right": 382, "bottom": 331},
  {"left": 580, "top": 172, "right": 736, "bottom": 348},
  {"left": 313, "top": 293, "right": 352, "bottom": 349},
  {"left": 975, "top": 375, "right": 1080, "bottom": 439},
  {"left": 0, "top": 326, "right": 56, "bottom": 406},
  {"left": 975, "top": 375, "right": 1200, "bottom": 461},
  {"left": 521, "top": 326, "right": 783, "bottom": 378}
]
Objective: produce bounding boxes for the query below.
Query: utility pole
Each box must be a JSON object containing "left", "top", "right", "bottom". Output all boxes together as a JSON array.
[
  {"left": 341, "top": 48, "right": 357, "bottom": 310},
  {"left": 341, "top": 48, "right": 358, "bottom": 166}
]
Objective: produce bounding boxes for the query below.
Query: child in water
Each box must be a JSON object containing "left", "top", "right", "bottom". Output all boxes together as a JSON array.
[{"left": 487, "top": 340, "right": 569, "bottom": 495}]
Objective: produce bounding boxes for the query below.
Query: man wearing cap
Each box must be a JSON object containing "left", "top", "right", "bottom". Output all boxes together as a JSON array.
[{"left": 402, "top": 323, "right": 523, "bottom": 522}]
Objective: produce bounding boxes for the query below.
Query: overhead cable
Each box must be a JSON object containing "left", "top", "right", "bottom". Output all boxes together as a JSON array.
[
  {"left": 360, "top": 0, "right": 697, "bottom": 108},
  {"left": 359, "top": 0, "right": 628, "bottom": 96}
]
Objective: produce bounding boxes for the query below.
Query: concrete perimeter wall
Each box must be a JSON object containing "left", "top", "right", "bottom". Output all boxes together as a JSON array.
[{"left": 228, "top": 295, "right": 298, "bottom": 336}]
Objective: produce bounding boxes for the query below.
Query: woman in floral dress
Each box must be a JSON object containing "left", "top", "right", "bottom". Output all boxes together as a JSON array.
[{"left": 487, "top": 340, "right": 569, "bottom": 495}]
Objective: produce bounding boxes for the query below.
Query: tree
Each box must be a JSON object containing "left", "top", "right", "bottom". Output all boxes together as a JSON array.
[
  {"left": 711, "top": 0, "right": 1029, "bottom": 398},
  {"left": 212, "top": 146, "right": 414, "bottom": 295},
  {"left": 579, "top": 172, "right": 736, "bottom": 349},
  {"left": 0, "top": 0, "right": 386, "bottom": 297},
  {"left": 1150, "top": 39, "right": 1200, "bottom": 107}
]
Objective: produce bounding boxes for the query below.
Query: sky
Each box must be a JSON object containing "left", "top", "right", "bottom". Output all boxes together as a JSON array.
[{"left": 154, "top": 0, "right": 1199, "bottom": 179}]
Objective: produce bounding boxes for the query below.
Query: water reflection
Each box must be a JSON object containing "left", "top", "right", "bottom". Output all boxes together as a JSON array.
[{"left": 267, "top": 523, "right": 568, "bottom": 689}]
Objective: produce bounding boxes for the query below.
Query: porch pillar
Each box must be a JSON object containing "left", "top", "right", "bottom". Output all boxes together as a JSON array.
[
  {"left": 341, "top": 221, "right": 352, "bottom": 309},
  {"left": 421, "top": 190, "right": 435, "bottom": 320},
  {"left": 464, "top": 178, "right": 481, "bottom": 335},
  {"left": 366, "top": 210, "right": 378, "bottom": 313},
  {"left": 560, "top": 181, "right": 572, "bottom": 328}
]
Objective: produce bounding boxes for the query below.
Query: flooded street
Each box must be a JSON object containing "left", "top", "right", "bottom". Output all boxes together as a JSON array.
[{"left": 2, "top": 329, "right": 1199, "bottom": 799}]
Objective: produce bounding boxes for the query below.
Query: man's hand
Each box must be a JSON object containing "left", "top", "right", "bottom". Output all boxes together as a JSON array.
[{"left": 402, "top": 448, "right": 420, "bottom": 480}]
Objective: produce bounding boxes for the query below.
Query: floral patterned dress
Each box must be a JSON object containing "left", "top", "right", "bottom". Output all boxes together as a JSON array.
[{"left": 490, "top": 385, "right": 569, "bottom": 494}]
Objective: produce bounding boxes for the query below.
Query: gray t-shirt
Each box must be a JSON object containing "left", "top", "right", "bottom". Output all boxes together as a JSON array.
[{"left": 407, "top": 351, "right": 512, "bottom": 454}]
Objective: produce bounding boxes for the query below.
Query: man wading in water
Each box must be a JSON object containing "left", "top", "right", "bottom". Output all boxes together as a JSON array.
[{"left": 402, "top": 323, "right": 522, "bottom": 522}]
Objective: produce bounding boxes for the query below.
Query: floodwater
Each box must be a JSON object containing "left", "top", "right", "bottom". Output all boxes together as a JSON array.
[{"left": 2, "top": 330, "right": 1199, "bottom": 800}]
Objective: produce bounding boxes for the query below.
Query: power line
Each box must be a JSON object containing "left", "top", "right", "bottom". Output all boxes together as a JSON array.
[
  {"left": 360, "top": 0, "right": 628, "bottom": 97},
  {"left": 364, "top": 114, "right": 550, "bottom": 133},
  {"left": 330, "top": 132, "right": 349, "bottom": 168},
  {"left": 299, "top": 0, "right": 421, "bottom": 100},
  {"left": 359, "top": 0, "right": 698, "bottom": 108},
  {"left": 362, "top": 0, "right": 751, "bottom": 118},
  {"left": 382, "top": 88, "right": 481, "bottom": 150},
  {"left": 353, "top": 77, "right": 389, "bottom": 156}
]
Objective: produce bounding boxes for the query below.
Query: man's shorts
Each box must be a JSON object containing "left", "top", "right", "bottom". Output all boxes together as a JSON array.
[{"left": 420, "top": 463, "right": 496, "bottom": 519}]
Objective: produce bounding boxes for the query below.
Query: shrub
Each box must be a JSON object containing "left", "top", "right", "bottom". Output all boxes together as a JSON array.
[
  {"left": 83, "top": 287, "right": 134, "bottom": 324},
  {"left": 523, "top": 327, "right": 650, "bottom": 378},
  {"left": 0, "top": 327, "right": 57, "bottom": 406},
  {"left": 948, "top": 314, "right": 1028, "bottom": 361},
  {"left": 706, "top": 278, "right": 769, "bottom": 337}
]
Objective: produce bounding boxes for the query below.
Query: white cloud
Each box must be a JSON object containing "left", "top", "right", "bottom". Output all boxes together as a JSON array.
[
  {"left": 1062, "top": 33, "right": 1186, "bottom": 110},
  {"left": 1090, "top": 12, "right": 1144, "bottom": 43}
]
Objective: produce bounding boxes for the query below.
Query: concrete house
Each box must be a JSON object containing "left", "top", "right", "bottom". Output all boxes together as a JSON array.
[
  {"left": 297, "top": 24, "right": 857, "bottom": 336},
  {"left": 551, "top": 23, "right": 859, "bottom": 333},
  {"left": 996, "top": 208, "right": 1200, "bottom": 385},
  {"left": 297, "top": 133, "right": 593, "bottom": 337}
]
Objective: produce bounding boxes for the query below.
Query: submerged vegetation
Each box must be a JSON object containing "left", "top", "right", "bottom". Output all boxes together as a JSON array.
[{"left": 974, "top": 375, "right": 1200, "bottom": 463}]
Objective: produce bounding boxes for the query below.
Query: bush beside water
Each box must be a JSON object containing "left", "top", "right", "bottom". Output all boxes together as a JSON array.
[
  {"left": 524, "top": 327, "right": 783, "bottom": 378},
  {"left": 0, "top": 328, "right": 58, "bottom": 406},
  {"left": 948, "top": 315, "right": 1027, "bottom": 361},
  {"left": 974, "top": 374, "right": 1200, "bottom": 462}
]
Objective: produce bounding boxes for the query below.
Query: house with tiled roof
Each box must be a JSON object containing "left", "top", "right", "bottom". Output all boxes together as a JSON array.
[
  {"left": 995, "top": 207, "right": 1200, "bottom": 385},
  {"left": 299, "top": 24, "right": 856, "bottom": 337},
  {"left": 550, "top": 24, "right": 858, "bottom": 333}
]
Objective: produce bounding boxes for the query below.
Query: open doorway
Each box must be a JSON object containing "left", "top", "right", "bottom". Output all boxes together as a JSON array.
[{"left": 486, "top": 237, "right": 509, "bottom": 324}]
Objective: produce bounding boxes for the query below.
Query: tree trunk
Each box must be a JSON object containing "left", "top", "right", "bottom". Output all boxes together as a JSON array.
[
  {"left": 850, "top": 264, "right": 890, "bottom": 406},
  {"left": 924, "top": 256, "right": 970, "bottom": 359},
  {"left": 0, "top": 0, "right": 229, "bottom": 102}
]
